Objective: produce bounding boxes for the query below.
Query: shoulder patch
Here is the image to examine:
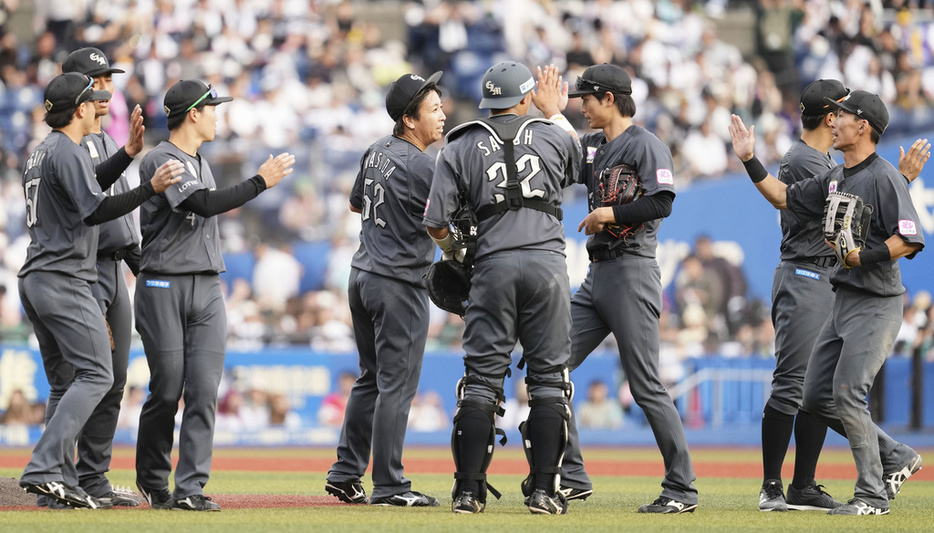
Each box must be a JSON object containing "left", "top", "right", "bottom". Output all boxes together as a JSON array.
[
  {"left": 828, "top": 180, "right": 838, "bottom": 193},
  {"left": 899, "top": 220, "right": 918, "bottom": 236},
  {"left": 186, "top": 160, "right": 198, "bottom": 181},
  {"left": 656, "top": 169, "right": 673, "bottom": 185},
  {"left": 86, "top": 140, "right": 100, "bottom": 159},
  {"left": 586, "top": 146, "right": 597, "bottom": 164}
]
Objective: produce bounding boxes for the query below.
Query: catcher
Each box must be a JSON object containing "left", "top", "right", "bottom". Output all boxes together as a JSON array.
[{"left": 729, "top": 89, "right": 925, "bottom": 516}]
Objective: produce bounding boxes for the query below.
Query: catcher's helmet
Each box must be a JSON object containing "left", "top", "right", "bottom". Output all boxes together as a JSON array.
[{"left": 478, "top": 61, "right": 536, "bottom": 110}]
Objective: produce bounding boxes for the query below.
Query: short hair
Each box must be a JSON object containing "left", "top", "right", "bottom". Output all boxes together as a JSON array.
[
  {"left": 800, "top": 113, "right": 825, "bottom": 131},
  {"left": 595, "top": 92, "right": 636, "bottom": 118},
  {"left": 392, "top": 84, "right": 443, "bottom": 137},
  {"left": 167, "top": 102, "right": 208, "bottom": 131},
  {"left": 45, "top": 107, "right": 77, "bottom": 129}
]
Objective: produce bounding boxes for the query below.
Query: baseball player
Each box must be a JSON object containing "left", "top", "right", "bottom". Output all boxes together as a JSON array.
[
  {"left": 730, "top": 89, "right": 924, "bottom": 515},
  {"left": 324, "top": 71, "right": 445, "bottom": 508},
  {"left": 134, "top": 80, "right": 294, "bottom": 512},
  {"left": 424, "top": 62, "right": 581, "bottom": 515},
  {"left": 18, "top": 72, "right": 183, "bottom": 509},
  {"left": 35, "top": 46, "right": 148, "bottom": 509},
  {"left": 556, "top": 63, "right": 699, "bottom": 514},
  {"left": 757, "top": 80, "right": 930, "bottom": 512}
]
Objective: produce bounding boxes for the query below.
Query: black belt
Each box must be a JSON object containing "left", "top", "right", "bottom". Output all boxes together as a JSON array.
[
  {"left": 803, "top": 256, "right": 837, "bottom": 268},
  {"left": 141, "top": 271, "right": 218, "bottom": 276},
  {"left": 99, "top": 248, "right": 128, "bottom": 261},
  {"left": 589, "top": 247, "right": 627, "bottom": 262}
]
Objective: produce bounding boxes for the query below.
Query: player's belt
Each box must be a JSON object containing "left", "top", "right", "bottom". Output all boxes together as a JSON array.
[
  {"left": 588, "top": 247, "right": 627, "bottom": 262},
  {"left": 803, "top": 255, "right": 837, "bottom": 268},
  {"left": 99, "top": 248, "right": 128, "bottom": 261}
]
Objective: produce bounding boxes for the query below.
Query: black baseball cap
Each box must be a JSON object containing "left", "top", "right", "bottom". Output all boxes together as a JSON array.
[
  {"left": 824, "top": 89, "right": 889, "bottom": 136},
  {"left": 44, "top": 72, "right": 112, "bottom": 113},
  {"left": 163, "top": 79, "right": 233, "bottom": 117},
  {"left": 568, "top": 63, "right": 632, "bottom": 98},
  {"left": 385, "top": 71, "right": 442, "bottom": 121},
  {"left": 799, "top": 79, "right": 849, "bottom": 116},
  {"left": 62, "top": 47, "right": 125, "bottom": 77}
]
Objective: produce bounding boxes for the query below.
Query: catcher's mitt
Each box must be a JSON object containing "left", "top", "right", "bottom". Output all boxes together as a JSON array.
[
  {"left": 822, "top": 191, "right": 872, "bottom": 267},
  {"left": 598, "top": 164, "right": 644, "bottom": 240},
  {"left": 423, "top": 259, "right": 472, "bottom": 316}
]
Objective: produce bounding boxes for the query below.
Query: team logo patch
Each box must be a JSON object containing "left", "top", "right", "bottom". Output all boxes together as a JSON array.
[
  {"left": 656, "top": 168, "right": 673, "bottom": 185},
  {"left": 586, "top": 146, "right": 597, "bottom": 164},
  {"left": 899, "top": 220, "right": 918, "bottom": 236},
  {"left": 519, "top": 76, "right": 536, "bottom": 93},
  {"left": 146, "top": 280, "right": 171, "bottom": 288},
  {"left": 828, "top": 180, "right": 838, "bottom": 193},
  {"left": 186, "top": 160, "right": 198, "bottom": 180},
  {"left": 86, "top": 140, "right": 100, "bottom": 159},
  {"left": 794, "top": 268, "right": 820, "bottom": 280}
]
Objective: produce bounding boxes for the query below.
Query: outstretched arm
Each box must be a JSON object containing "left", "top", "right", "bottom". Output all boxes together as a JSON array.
[
  {"left": 898, "top": 138, "right": 930, "bottom": 183},
  {"left": 533, "top": 65, "right": 577, "bottom": 140},
  {"left": 729, "top": 114, "right": 788, "bottom": 209}
]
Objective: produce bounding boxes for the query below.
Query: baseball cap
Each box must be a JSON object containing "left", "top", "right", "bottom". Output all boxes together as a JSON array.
[
  {"left": 385, "top": 71, "right": 442, "bottom": 121},
  {"left": 478, "top": 62, "right": 535, "bottom": 110},
  {"left": 62, "top": 47, "right": 125, "bottom": 77},
  {"left": 163, "top": 79, "right": 233, "bottom": 117},
  {"left": 44, "top": 72, "right": 112, "bottom": 113},
  {"left": 568, "top": 63, "right": 632, "bottom": 98},
  {"left": 799, "top": 79, "right": 849, "bottom": 116},
  {"left": 824, "top": 89, "right": 889, "bottom": 136}
]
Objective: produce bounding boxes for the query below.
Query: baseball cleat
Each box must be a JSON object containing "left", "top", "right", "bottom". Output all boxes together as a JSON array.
[
  {"left": 786, "top": 482, "right": 842, "bottom": 511},
  {"left": 452, "top": 491, "right": 484, "bottom": 514},
  {"left": 638, "top": 496, "right": 698, "bottom": 514},
  {"left": 759, "top": 479, "right": 787, "bottom": 511},
  {"left": 21, "top": 480, "right": 103, "bottom": 509},
  {"left": 827, "top": 498, "right": 889, "bottom": 515},
  {"left": 136, "top": 482, "right": 177, "bottom": 510},
  {"left": 174, "top": 494, "right": 221, "bottom": 511},
  {"left": 884, "top": 453, "right": 922, "bottom": 500},
  {"left": 370, "top": 491, "right": 440, "bottom": 507},
  {"left": 325, "top": 479, "right": 369, "bottom": 504},
  {"left": 559, "top": 486, "right": 594, "bottom": 501},
  {"left": 99, "top": 485, "right": 141, "bottom": 507},
  {"left": 527, "top": 489, "right": 568, "bottom": 515}
]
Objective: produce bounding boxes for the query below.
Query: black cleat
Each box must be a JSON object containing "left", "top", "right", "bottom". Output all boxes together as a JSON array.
[
  {"left": 325, "top": 479, "right": 369, "bottom": 504},
  {"left": 370, "top": 491, "right": 440, "bottom": 507},
  {"left": 786, "top": 482, "right": 842, "bottom": 511},
  {"left": 175, "top": 494, "right": 221, "bottom": 511},
  {"left": 452, "top": 491, "right": 484, "bottom": 514},
  {"left": 758, "top": 479, "right": 787, "bottom": 512},
  {"left": 136, "top": 482, "right": 177, "bottom": 510},
  {"left": 527, "top": 489, "right": 568, "bottom": 515},
  {"left": 21, "top": 480, "right": 103, "bottom": 509},
  {"left": 559, "top": 486, "right": 593, "bottom": 501},
  {"left": 638, "top": 496, "right": 698, "bottom": 514}
]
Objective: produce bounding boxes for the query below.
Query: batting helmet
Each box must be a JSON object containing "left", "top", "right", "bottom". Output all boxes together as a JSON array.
[{"left": 478, "top": 61, "right": 536, "bottom": 110}]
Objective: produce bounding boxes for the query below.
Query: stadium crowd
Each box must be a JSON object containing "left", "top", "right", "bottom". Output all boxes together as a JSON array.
[{"left": 0, "top": 0, "right": 930, "bottom": 374}]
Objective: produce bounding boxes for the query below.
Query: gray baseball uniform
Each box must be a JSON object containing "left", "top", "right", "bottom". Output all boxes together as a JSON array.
[
  {"left": 135, "top": 141, "right": 227, "bottom": 500},
  {"left": 424, "top": 114, "right": 581, "bottom": 500},
  {"left": 790, "top": 153, "right": 924, "bottom": 507},
  {"left": 327, "top": 135, "right": 436, "bottom": 499},
  {"left": 560, "top": 126, "right": 698, "bottom": 505},
  {"left": 18, "top": 131, "right": 114, "bottom": 487}
]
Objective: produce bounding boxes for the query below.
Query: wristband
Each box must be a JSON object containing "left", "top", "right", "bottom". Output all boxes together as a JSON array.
[
  {"left": 858, "top": 247, "right": 889, "bottom": 266},
  {"left": 742, "top": 155, "right": 768, "bottom": 183},
  {"left": 549, "top": 113, "right": 576, "bottom": 135},
  {"left": 430, "top": 232, "right": 454, "bottom": 253}
]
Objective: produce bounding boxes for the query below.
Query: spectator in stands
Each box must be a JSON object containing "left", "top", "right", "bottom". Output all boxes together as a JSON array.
[
  {"left": 318, "top": 371, "right": 356, "bottom": 429},
  {"left": 1, "top": 389, "right": 42, "bottom": 425},
  {"left": 267, "top": 392, "right": 301, "bottom": 429},
  {"left": 577, "top": 380, "right": 623, "bottom": 430},
  {"left": 407, "top": 391, "right": 450, "bottom": 432}
]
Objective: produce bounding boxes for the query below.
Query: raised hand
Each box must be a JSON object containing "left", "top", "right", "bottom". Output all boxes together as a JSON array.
[
  {"left": 898, "top": 138, "right": 930, "bottom": 183},
  {"left": 257, "top": 153, "right": 296, "bottom": 189},
  {"left": 728, "top": 114, "right": 756, "bottom": 162},
  {"left": 125, "top": 105, "right": 145, "bottom": 158},
  {"left": 150, "top": 160, "right": 185, "bottom": 193},
  {"left": 532, "top": 65, "right": 568, "bottom": 118}
]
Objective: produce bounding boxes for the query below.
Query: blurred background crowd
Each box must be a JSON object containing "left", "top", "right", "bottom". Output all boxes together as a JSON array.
[{"left": 0, "top": 0, "right": 933, "bottom": 429}]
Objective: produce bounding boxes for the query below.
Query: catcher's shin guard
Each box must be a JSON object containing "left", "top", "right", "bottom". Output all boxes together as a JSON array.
[
  {"left": 451, "top": 398, "right": 504, "bottom": 504},
  {"left": 520, "top": 369, "right": 572, "bottom": 496}
]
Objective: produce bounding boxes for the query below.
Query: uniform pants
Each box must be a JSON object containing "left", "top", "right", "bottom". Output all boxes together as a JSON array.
[
  {"left": 561, "top": 254, "right": 698, "bottom": 504},
  {"left": 802, "top": 286, "right": 914, "bottom": 508},
  {"left": 19, "top": 272, "right": 113, "bottom": 484},
  {"left": 328, "top": 269, "right": 430, "bottom": 499},
  {"left": 135, "top": 273, "right": 226, "bottom": 499}
]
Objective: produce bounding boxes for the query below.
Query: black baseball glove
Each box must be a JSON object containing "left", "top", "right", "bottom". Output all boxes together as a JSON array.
[
  {"left": 598, "top": 164, "right": 644, "bottom": 240},
  {"left": 822, "top": 191, "right": 872, "bottom": 267},
  {"left": 423, "top": 259, "right": 472, "bottom": 316}
]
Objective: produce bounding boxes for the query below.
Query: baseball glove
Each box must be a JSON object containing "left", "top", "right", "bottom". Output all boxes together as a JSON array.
[
  {"left": 598, "top": 164, "right": 644, "bottom": 240},
  {"left": 822, "top": 191, "right": 872, "bottom": 267},
  {"left": 423, "top": 259, "right": 472, "bottom": 316}
]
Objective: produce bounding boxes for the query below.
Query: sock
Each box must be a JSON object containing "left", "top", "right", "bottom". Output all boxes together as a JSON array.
[
  {"left": 452, "top": 409, "right": 493, "bottom": 495},
  {"left": 525, "top": 404, "right": 565, "bottom": 492},
  {"left": 791, "top": 410, "right": 828, "bottom": 489},
  {"left": 761, "top": 404, "right": 794, "bottom": 482}
]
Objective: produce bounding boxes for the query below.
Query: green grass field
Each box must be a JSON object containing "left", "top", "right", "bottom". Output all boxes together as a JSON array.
[{"left": 1, "top": 447, "right": 932, "bottom": 532}]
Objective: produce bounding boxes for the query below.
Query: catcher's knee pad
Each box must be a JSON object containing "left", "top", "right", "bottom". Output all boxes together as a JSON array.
[
  {"left": 451, "top": 398, "right": 504, "bottom": 503},
  {"left": 519, "top": 395, "right": 570, "bottom": 497}
]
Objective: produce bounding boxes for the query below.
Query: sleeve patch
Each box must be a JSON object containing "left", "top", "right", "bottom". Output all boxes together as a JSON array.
[
  {"left": 423, "top": 198, "right": 431, "bottom": 218},
  {"left": 899, "top": 220, "right": 918, "bottom": 236},
  {"left": 656, "top": 168, "right": 673, "bottom": 185},
  {"left": 586, "top": 146, "right": 597, "bottom": 164}
]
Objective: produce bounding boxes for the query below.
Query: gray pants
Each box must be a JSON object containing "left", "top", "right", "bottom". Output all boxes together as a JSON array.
[
  {"left": 328, "top": 269, "right": 430, "bottom": 499},
  {"left": 802, "top": 286, "right": 911, "bottom": 508},
  {"left": 561, "top": 254, "right": 697, "bottom": 504},
  {"left": 19, "top": 272, "right": 113, "bottom": 484},
  {"left": 135, "top": 273, "right": 226, "bottom": 499}
]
